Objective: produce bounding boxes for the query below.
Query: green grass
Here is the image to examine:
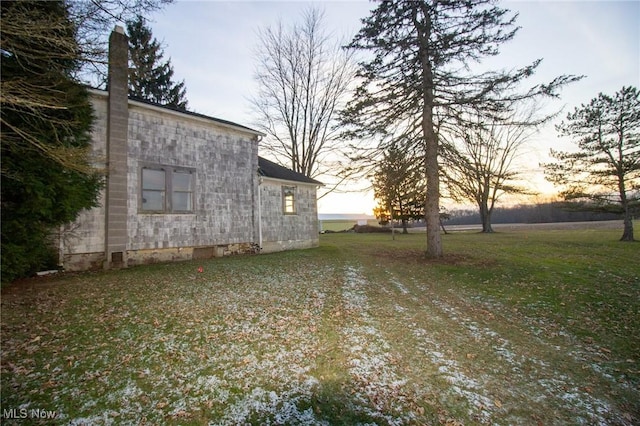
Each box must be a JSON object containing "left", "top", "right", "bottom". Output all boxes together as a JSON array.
[{"left": 1, "top": 226, "right": 638, "bottom": 425}]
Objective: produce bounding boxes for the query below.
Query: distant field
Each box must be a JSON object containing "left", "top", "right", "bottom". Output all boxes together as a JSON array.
[
  {"left": 1, "top": 225, "right": 638, "bottom": 424},
  {"left": 416, "top": 219, "right": 626, "bottom": 233}
]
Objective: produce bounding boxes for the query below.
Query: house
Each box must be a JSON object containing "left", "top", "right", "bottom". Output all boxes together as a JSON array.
[
  {"left": 318, "top": 214, "right": 378, "bottom": 233},
  {"left": 59, "top": 26, "right": 321, "bottom": 271},
  {"left": 257, "top": 157, "right": 322, "bottom": 252}
]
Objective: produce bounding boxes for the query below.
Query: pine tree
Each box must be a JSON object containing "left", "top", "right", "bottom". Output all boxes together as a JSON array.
[
  {"left": 1, "top": 0, "right": 103, "bottom": 282},
  {"left": 341, "top": 0, "right": 579, "bottom": 257},
  {"left": 372, "top": 144, "right": 425, "bottom": 234},
  {"left": 544, "top": 86, "right": 640, "bottom": 241},
  {"left": 126, "top": 15, "right": 188, "bottom": 110}
]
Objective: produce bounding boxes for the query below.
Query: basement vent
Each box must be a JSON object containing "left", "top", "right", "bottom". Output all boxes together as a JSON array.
[{"left": 111, "top": 252, "right": 123, "bottom": 263}]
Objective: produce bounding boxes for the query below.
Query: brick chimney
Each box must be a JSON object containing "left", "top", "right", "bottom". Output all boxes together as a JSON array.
[{"left": 105, "top": 25, "right": 129, "bottom": 269}]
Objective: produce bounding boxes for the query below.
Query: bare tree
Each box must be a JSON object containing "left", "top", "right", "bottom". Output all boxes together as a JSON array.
[
  {"left": 251, "top": 7, "right": 355, "bottom": 193},
  {"left": 441, "top": 102, "right": 544, "bottom": 233}
]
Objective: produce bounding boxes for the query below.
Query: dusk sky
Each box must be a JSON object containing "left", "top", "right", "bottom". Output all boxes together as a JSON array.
[{"left": 138, "top": 1, "right": 639, "bottom": 214}]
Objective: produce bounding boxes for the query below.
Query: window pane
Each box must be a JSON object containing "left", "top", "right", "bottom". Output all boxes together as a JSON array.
[
  {"left": 142, "top": 190, "right": 165, "bottom": 211},
  {"left": 143, "top": 168, "right": 165, "bottom": 190},
  {"left": 172, "top": 170, "right": 193, "bottom": 191},
  {"left": 173, "top": 191, "right": 192, "bottom": 211},
  {"left": 283, "top": 186, "right": 296, "bottom": 213},
  {"left": 285, "top": 197, "right": 295, "bottom": 213}
]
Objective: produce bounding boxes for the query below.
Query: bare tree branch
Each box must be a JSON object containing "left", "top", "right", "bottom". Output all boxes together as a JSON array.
[{"left": 251, "top": 7, "right": 357, "bottom": 197}]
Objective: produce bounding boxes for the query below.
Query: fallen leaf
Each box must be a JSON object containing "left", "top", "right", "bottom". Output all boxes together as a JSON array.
[{"left": 494, "top": 399, "right": 502, "bottom": 408}]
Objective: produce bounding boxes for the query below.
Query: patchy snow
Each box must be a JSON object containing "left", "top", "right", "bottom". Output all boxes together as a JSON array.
[
  {"left": 2, "top": 258, "right": 635, "bottom": 425},
  {"left": 341, "top": 265, "right": 415, "bottom": 425},
  {"left": 410, "top": 325, "right": 495, "bottom": 423},
  {"left": 389, "top": 277, "right": 410, "bottom": 295},
  {"left": 215, "top": 379, "right": 326, "bottom": 426}
]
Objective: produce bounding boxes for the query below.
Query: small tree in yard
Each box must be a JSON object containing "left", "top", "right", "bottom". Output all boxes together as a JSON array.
[
  {"left": 126, "top": 15, "right": 188, "bottom": 109},
  {"left": 372, "top": 145, "right": 425, "bottom": 234},
  {"left": 544, "top": 86, "right": 639, "bottom": 241}
]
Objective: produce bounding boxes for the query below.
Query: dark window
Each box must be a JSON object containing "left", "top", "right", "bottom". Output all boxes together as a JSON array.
[
  {"left": 172, "top": 169, "right": 194, "bottom": 212},
  {"left": 141, "top": 168, "right": 166, "bottom": 211},
  {"left": 141, "top": 166, "right": 194, "bottom": 213}
]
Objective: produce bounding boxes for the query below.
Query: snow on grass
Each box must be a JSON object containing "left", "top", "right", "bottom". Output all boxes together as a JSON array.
[
  {"left": 341, "top": 265, "right": 414, "bottom": 425},
  {"left": 389, "top": 277, "right": 409, "bottom": 295},
  {"left": 1, "top": 260, "right": 338, "bottom": 425},
  {"left": 216, "top": 378, "right": 326, "bottom": 426},
  {"left": 2, "top": 247, "right": 635, "bottom": 425},
  {"left": 466, "top": 293, "right": 636, "bottom": 398},
  {"left": 409, "top": 325, "right": 495, "bottom": 424},
  {"left": 419, "top": 285, "right": 620, "bottom": 425}
]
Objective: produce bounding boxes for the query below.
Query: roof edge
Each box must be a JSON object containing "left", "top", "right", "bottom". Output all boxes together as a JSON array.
[
  {"left": 258, "top": 156, "right": 323, "bottom": 186},
  {"left": 87, "top": 88, "right": 264, "bottom": 137}
]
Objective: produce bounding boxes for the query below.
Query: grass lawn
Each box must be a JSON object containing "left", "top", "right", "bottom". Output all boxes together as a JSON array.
[{"left": 1, "top": 226, "right": 638, "bottom": 425}]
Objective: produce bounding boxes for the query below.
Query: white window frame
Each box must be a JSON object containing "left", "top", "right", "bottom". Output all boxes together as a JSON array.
[{"left": 282, "top": 185, "right": 296, "bottom": 215}]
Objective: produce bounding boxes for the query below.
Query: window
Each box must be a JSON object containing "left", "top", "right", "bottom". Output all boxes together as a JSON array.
[
  {"left": 142, "top": 168, "right": 166, "bottom": 211},
  {"left": 172, "top": 169, "right": 193, "bottom": 212},
  {"left": 283, "top": 186, "right": 296, "bottom": 214},
  {"left": 141, "top": 166, "right": 194, "bottom": 213}
]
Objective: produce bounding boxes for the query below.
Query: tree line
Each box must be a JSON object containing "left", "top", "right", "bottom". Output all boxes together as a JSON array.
[{"left": 444, "top": 202, "right": 625, "bottom": 226}]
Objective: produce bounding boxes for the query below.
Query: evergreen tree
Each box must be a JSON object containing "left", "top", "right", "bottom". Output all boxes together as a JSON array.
[
  {"left": 1, "top": 0, "right": 103, "bottom": 282},
  {"left": 372, "top": 144, "right": 425, "bottom": 233},
  {"left": 544, "top": 86, "right": 640, "bottom": 241},
  {"left": 340, "top": 0, "right": 579, "bottom": 257},
  {"left": 126, "top": 15, "right": 188, "bottom": 109}
]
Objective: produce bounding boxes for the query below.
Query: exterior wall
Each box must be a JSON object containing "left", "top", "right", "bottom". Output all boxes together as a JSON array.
[
  {"left": 125, "top": 102, "right": 258, "bottom": 255},
  {"left": 62, "top": 93, "right": 260, "bottom": 270},
  {"left": 260, "top": 178, "right": 319, "bottom": 253},
  {"left": 60, "top": 96, "right": 109, "bottom": 270}
]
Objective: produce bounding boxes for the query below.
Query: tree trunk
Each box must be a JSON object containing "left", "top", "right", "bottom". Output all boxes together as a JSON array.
[
  {"left": 620, "top": 215, "right": 635, "bottom": 241},
  {"left": 618, "top": 177, "right": 635, "bottom": 241},
  {"left": 480, "top": 203, "right": 494, "bottom": 233},
  {"left": 424, "top": 138, "right": 442, "bottom": 255},
  {"left": 418, "top": 8, "right": 442, "bottom": 258},
  {"left": 401, "top": 218, "right": 409, "bottom": 234}
]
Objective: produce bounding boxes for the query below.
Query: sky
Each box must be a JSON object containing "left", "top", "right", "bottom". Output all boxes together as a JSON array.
[{"left": 139, "top": 0, "right": 639, "bottom": 214}]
